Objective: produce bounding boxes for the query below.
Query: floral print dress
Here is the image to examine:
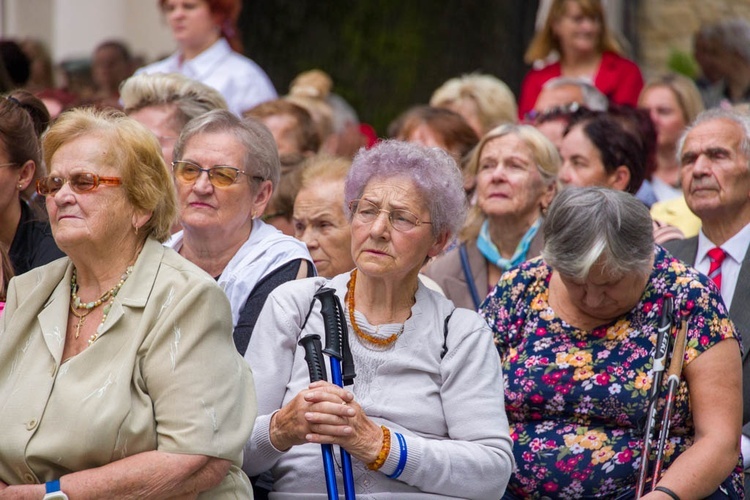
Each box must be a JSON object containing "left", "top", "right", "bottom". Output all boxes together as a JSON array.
[{"left": 480, "top": 246, "right": 743, "bottom": 499}]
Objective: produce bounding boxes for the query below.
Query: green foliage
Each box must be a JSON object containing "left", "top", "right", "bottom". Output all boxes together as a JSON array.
[
  {"left": 240, "top": 0, "right": 539, "bottom": 135},
  {"left": 666, "top": 49, "right": 699, "bottom": 79}
]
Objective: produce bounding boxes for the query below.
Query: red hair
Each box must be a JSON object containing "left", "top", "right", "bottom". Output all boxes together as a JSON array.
[{"left": 159, "top": 0, "right": 244, "bottom": 53}]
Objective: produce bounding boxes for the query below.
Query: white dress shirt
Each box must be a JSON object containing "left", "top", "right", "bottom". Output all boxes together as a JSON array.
[
  {"left": 695, "top": 222, "right": 750, "bottom": 310},
  {"left": 136, "top": 38, "right": 277, "bottom": 116}
]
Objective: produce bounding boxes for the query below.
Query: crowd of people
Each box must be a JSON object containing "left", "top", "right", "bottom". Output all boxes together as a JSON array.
[{"left": 1, "top": 0, "right": 750, "bottom": 498}]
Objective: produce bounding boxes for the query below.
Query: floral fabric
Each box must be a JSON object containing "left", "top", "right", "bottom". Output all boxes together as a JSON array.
[{"left": 480, "top": 246, "right": 743, "bottom": 499}]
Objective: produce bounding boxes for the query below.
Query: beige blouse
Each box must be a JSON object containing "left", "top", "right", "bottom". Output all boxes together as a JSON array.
[{"left": 0, "top": 238, "right": 255, "bottom": 498}]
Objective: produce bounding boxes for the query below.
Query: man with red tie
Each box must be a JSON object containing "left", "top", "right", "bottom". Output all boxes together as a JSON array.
[{"left": 664, "top": 107, "right": 750, "bottom": 492}]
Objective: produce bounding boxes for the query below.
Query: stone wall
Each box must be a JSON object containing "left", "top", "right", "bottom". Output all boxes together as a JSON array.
[{"left": 637, "top": 0, "right": 750, "bottom": 79}]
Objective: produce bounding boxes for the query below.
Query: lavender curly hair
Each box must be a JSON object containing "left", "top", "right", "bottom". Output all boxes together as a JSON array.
[{"left": 344, "top": 140, "right": 467, "bottom": 238}]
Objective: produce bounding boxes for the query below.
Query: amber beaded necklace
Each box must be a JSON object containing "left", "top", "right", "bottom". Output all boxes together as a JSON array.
[{"left": 345, "top": 269, "right": 405, "bottom": 347}]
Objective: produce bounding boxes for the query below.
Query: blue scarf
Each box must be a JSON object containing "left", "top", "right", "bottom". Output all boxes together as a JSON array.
[{"left": 476, "top": 218, "right": 541, "bottom": 271}]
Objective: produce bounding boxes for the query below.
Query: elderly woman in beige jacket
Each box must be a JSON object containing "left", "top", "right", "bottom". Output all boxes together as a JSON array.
[{"left": 0, "top": 108, "right": 255, "bottom": 499}]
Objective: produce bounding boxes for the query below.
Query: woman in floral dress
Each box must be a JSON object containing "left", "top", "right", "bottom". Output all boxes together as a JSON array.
[{"left": 481, "top": 187, "right": 743, "bottom": 499}]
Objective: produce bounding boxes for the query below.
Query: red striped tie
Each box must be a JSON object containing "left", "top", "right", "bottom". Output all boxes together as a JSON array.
[{"left": 707, "top": 247, "right": 726, "bottom": 290}]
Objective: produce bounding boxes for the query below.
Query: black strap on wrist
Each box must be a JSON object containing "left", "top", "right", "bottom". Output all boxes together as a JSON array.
[{"left": 654, "top": 486, "right": 681, "bottom": 500}]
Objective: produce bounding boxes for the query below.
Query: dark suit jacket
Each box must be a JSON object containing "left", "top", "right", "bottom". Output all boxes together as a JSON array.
[
  {"left": 423, "top": 232, "right": 545, "bottom": 311},
  {"left": 664, "top": 237, "right": 750, "bottom": 436}
]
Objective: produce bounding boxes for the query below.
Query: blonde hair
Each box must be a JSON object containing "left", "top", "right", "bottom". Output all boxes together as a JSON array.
[
  {"left": 120, "top": 72, "right": 228, "bottom": 130},
  {"left": 524, "top": 0, "right": 623, "bottom": 64},
  {"left": 430, "top": 73, "right": 518, "bottom": 133},
  {"left": 43, "top": 107, "right": 177, "bottom": 242},
  {"left": 299, "top": 154, "right": 351, "bottom": 189},
  {"left": 462, "top": 124, "right": 561, "bottom": 241},
  {"left": 639, "top": 73, "right": 704, "bottom": 126},
  {"left": 285, "top": 69, "right": 335, "bottom": 144}
]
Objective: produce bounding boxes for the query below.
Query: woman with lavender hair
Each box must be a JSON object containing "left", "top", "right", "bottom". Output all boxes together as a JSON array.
[{"left": 243, "top": 140, "right": 514, "bottom": 498}]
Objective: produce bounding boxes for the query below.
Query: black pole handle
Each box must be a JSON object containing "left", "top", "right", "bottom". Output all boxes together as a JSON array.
[
  {"left": 316, "top": 287, "right": 343, "bottom": 360},
  {"left": 299, "top": 334, "right": 327, "bottom": 382},
  {"left": 315, "top": 287, "right": 356, "bottom": 386},
  {"left": 654, "top": 295, "right": 674, "bottom": 361}
]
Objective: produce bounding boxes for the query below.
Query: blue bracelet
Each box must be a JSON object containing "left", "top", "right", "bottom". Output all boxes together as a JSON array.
[
  {"left": 386, "top": 432, "right": 407, "bottom": 479},
  {"left": 46, "top": 480, "right": 61, "bottom": 493}
]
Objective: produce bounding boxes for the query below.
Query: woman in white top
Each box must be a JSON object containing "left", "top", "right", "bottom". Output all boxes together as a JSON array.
[
  {"left": 166, "top": 110, "right": 312, "bottom": 357},
  {"left": 138, "top": 0, "right": 277, "bottom": 116}
]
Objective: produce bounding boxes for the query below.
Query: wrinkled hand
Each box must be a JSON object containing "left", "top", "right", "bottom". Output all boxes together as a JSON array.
[
  {"left": 0, "top": 484, "right": 44, "bottom": 499},
  {"left": 270, "top": 381, "right": 383, "bottom": 464}
]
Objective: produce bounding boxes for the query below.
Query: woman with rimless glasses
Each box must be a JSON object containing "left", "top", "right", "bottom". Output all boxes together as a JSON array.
[
  {"left": 0, "top": 108, "right": 255, "bottom": 497},
  {"left": 166, "top": 109, "right": 313, "bottom": 357},
  {"left": 243, "top": 141, "right": 514, "bottom": 498}
]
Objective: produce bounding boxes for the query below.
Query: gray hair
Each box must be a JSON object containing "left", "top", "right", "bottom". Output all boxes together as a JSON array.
[
  {"left": 173, "top": 110, "right": 281, "bottom": 188},
  {"left": 676, "top": 108, "right": 750, "bottom": 166},
  {"left": 716, "top": 19, "right": 750, "bottom": 64},
  {"left": 344, "top": 140, "right": 467, "bottom": 239},
  {"left": 328, "top": 93, "right": 359, "bottom": 133},
  {"left": 121, "top": 73, "right": 228, "bottom": 130},
  {"left": 542, "top": 187, "right": 654, "bottom": 280},
  {"left": 543, "top": 77, "right": 609, "bottom": 112}
]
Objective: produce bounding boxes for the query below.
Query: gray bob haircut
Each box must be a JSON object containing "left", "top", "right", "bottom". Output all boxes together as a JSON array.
[
  {"left": 120, "top": 72, "right": 228, "bottom": 129},
  {"left": 344, "top": 140, "right": 467, "bottom": 239},
  {"left": 542, "top": 187, "right": 654, "bottom": 280},
  {"left": 173, "top": 110, "right": 281, "bottom": 188},
  {"left": 677, "top": 107, "right": 750, "bottom": 164}
]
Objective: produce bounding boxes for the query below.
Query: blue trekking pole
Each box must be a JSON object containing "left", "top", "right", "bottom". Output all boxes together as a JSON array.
[
  {"left": 298, "top": 334, "right": 339, "bottom": 500},
  {"left": 316, "top": 287, "right": 357, "bottom": 500}
]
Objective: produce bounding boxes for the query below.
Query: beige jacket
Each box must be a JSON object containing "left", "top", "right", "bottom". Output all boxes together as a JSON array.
[{"left": 0, "top": 238, "right": 255, "bottom": 498}]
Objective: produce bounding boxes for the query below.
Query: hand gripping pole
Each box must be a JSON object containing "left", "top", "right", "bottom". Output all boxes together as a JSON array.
[
  {"left": 315, "top": 287, "right": 357, "bottom": 500},
  {"left": 298, "top": 334, "right": 338, "bottom": 500}
]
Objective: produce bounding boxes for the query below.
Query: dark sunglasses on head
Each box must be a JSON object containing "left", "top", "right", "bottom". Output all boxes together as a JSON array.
[{"left": 524, "top": 102, "right": 586, "bottom": 124}]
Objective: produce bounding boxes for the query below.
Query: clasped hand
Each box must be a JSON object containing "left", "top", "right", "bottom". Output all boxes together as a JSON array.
[{"left": 270, "top": 380, "right": 383, "bottom": 464}]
